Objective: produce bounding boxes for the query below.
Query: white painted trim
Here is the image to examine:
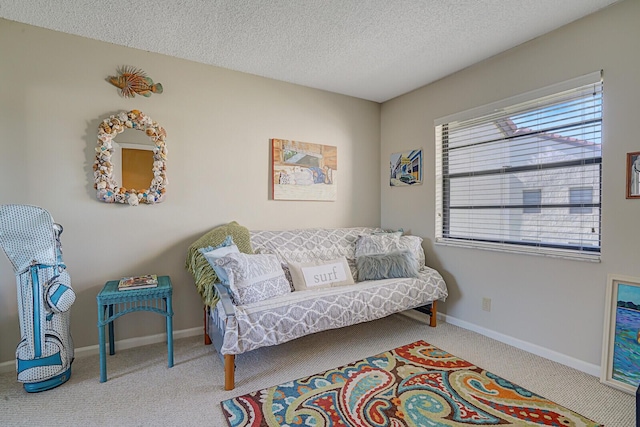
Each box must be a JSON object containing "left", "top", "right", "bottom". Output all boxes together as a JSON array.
[
  {"left": 0, "top": 359, "right": 13, "bottom": 374},
  {"left": 0, "top": 326, "right": 202, "bottom": 374},
  {"left": 443, "top": 314, "right": 601, "bottom": 377},
  {"left": 434, "top": 70, "right": 602, "bottom": 125},
  {"left": 1, "top": 315, "right": 601, "bottom": 380}
]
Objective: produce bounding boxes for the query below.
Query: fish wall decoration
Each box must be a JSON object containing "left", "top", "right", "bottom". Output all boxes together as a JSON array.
[{"left": 107, "top": 66, "right": 163, "bottom": 98}]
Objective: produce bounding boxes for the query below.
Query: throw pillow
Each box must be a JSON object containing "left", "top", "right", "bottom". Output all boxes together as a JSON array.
[
  {"left": 198, "top": 235, "right": 234, "bottom": 253},
  {"left": 185, "top": 221, "right": 253, "bottom": 307},
  {"left": 355, "top": 234, "right": 402, "bottom": 258},
  {"left": 287, "top": 257, "right": 355, "bottom": 291},
  {"left": 214, "top": 253, "right": 291, "bottom": 305},
  {"left": 372, "top": 228, "right": 404, "bottom": 236},
  {"left": 199, "top": 236, "right": 240, "bottom": 285},
  {"left": 254, "top": 247, "right": 295, "bottom": 291},
  {"left": 280, "top": 263, "right": 295, "bottom": 291},
  {"left": 355, "top": 233, "right": 425, "bottom": 268},
  {"left": 356, "top": 249, "right": 420, "bottom": 281},
  {"left": 397, "top": 235, "right": 426, "bottom": 267}
]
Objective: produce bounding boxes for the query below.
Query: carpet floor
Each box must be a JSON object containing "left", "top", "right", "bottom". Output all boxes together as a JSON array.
[{"left": 0, "top": 312, "right": 634, "bottom": 426}]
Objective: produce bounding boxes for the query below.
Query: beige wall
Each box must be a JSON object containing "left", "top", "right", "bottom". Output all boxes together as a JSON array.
[
  {"left": 381, "top": 0, "right": 640, "bottom": 372},
  {"left": 3, "top": 0, "right": 638, "bottom": 374},
  {"left": 0, "top": 20, "right": 381, "bottom": 363}
]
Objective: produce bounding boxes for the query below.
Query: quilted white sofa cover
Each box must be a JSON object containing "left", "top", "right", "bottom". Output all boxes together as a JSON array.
[{"left": 206, "top": 227, "right": 448, "bottom": 390}]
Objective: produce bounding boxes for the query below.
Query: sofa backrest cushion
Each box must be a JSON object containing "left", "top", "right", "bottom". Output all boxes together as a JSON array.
[{"left": 250, "top": 227, "right": 383, "bottom": 264}]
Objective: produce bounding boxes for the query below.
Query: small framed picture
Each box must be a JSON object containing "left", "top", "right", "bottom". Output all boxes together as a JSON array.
[
  {"left": 390, "top": 149, "right": 423, "bottom": 187},
  {"left": 626, "top": 151, "right": 640, "bottom": 199},
  {"left": 601, "top": 274, "right": 640, "bottom": 394}
]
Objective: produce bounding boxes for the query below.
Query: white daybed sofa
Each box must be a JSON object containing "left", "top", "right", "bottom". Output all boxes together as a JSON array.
[{"left": 187, "top": 225, "right": 448, "bottom": 390}]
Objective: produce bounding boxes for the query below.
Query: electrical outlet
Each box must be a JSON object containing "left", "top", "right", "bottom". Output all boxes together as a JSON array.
[{"left": 482, "top": 297, "right": 491, "bottom": 312}]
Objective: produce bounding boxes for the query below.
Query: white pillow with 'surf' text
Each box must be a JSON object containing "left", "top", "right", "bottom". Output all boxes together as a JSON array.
[{"left": 287, "top": 257, "right": 355, "bottom": 291}]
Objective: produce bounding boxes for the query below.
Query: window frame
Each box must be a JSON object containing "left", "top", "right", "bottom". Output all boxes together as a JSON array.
[
  {"left": 434, "top": 71, "right": 602, "bottom": 262},
  {"left": 523, "top": 189, "right": 542, "bottom": 214},
  {"left": 569, "top": 187, "right": 594, "bottom": 215}
]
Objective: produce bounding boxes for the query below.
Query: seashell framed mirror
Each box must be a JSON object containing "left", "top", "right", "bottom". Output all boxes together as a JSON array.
[{"left": 93, "top": 110, "right": 168, "bottom": 206}]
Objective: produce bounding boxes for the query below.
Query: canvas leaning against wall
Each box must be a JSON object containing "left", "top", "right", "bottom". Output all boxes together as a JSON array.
[
  {"left": 601, "top": 274, "right": 640, "bottom": 394},
  {"left": 390, "top": 149, "right": 422, "bottom": 186},
  {"left": 271, "top": 139, "right": 337, "bottom": 201}
]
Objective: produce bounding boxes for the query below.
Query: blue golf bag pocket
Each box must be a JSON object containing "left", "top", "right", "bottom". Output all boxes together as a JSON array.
[
  {"left": 16, "top": 333, "right": 68, "bottom": 382},
  {"left": 45, "top": 273, "right": 76, "bottom": 314}
]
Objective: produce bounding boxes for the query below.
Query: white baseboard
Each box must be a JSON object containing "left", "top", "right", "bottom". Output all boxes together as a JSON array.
[
  {"left": 0, "top": 326, "right": 202, "bottom": 374},
  {"left": 443, "top": 314, "right": 601, "bottom": 377},
  {"left": 0, "top": 359, "right": 14, "bottom": 373},
  {"left": 1, "top": 315, "right": 601, "bottom": 379}
]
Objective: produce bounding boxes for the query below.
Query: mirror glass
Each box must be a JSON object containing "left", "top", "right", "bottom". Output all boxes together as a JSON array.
[
  {"left": 94, "top": 110, "right": 167, "bottom": 206},
  {"left": 112, "top": 129, "right": 155, "bottom": 190}
]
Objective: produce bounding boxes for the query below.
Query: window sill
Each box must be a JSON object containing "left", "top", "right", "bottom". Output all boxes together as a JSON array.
[{"left": 435, "top": 238, "right": 601, "bottom": 263}]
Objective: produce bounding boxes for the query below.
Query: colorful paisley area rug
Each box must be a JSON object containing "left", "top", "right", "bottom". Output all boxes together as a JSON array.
[{"left": 221, "top": 340, "right": 601, "bottom": 426}]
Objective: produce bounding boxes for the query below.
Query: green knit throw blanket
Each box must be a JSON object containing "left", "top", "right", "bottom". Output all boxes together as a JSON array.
[{"left": 185, "top": 221, "right": 253, "bottom": 307}]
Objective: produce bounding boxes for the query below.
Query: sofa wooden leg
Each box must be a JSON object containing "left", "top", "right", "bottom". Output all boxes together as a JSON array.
[
  {"left": 224, "top": 354, "right": 235, "bottom": 390},
  {"left": 429, "top": 300, "right": 438, "bottom": 327},
  {"left": 204, "top": 305, "right": 212, "bottom": 345}
]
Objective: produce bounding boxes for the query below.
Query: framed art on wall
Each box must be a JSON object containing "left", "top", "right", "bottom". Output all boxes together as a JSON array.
[
  {"left": 626, "top": 151, "right": 640, "bottom": 199},
  {"left": 271, "top": 139, "right": 337, "bottom": 201},
  {"left": 601, "top": 274, "right": 640, "bottom": 394},
  {"left": 390, "top": 149, "right": 422, "bottom": 186}
]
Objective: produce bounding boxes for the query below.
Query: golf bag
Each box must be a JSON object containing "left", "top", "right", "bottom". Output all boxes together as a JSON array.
[{"left": 0, "top": 204, "right": 76, "bottom": 392}]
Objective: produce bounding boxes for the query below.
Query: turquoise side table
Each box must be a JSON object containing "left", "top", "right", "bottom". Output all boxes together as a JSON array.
[{"left": 96, "top": 275, "right": 174, "bottom": 382}]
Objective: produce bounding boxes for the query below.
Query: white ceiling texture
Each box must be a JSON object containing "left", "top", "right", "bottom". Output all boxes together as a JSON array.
[{"left": 0, "top": 0, "right": 620, "bottom": 102}]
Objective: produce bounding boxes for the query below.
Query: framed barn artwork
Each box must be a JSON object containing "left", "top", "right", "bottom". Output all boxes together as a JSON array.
[{"left": 271, "top": 139, "right": 337, "bottom": 201}]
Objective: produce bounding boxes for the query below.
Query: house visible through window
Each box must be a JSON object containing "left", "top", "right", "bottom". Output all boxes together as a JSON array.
[{"left": 434, "top": 71, "right": 602, "bottom": 260}]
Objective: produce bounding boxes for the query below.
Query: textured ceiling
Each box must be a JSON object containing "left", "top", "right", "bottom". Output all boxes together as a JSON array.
[{"left": 0, "top": 0, "right": 620, "bottom": 102}]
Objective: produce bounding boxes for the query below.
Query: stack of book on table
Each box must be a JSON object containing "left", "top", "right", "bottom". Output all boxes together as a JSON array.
[{"left": 118, "top": 274, "right": 158, "bottom": 291}]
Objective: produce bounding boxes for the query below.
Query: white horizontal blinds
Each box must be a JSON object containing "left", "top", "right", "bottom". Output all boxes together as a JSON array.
[{"left": 435, "top": 72, "right": 602, "bottom": 260}]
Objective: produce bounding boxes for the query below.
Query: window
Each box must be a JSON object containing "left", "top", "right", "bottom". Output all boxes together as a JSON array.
[
  {"left": 523, "top": 189, "right": 541, "bottom": 214},
  {"left": 435, "top": 71, "right": 602, "bottom": 261},
  {"left": 569, "top": 187, "right": 593, "bottom": 214}
]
